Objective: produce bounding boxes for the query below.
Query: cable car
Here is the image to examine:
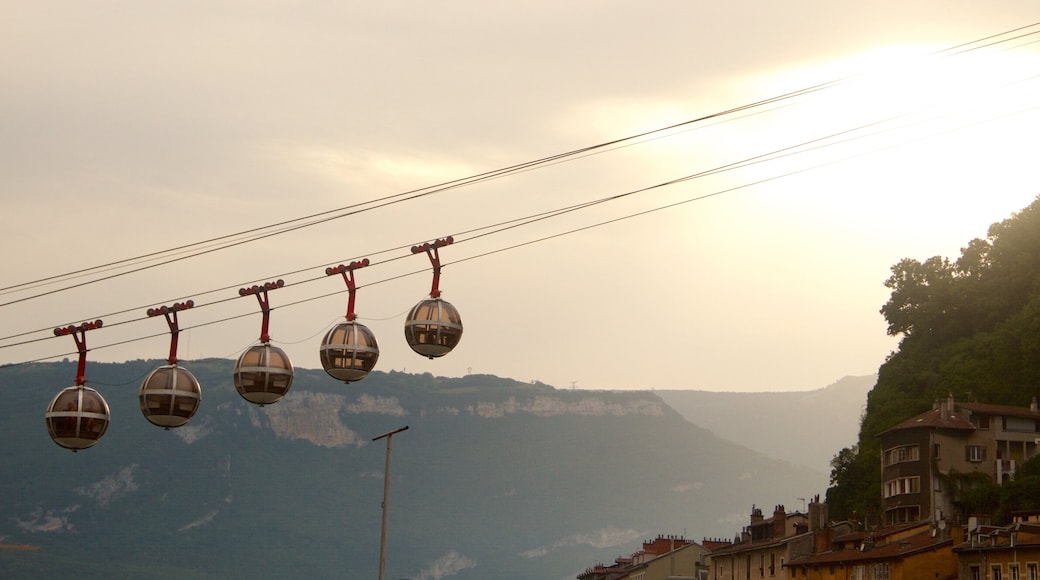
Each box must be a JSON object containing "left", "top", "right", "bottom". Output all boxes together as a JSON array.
[
  {"left": 234, "top": 280, "right": 294, "bottom": 405},
  {"left": 405, "top": 237, "right": 464, "bottom": 359},
  {"left": 139, "top": 364, "right": 202, "bottom": 428},
  {"left": 45, "top": 386, "right": 111, "bottom": 451},
  {"left": 141, "top": 301, "right": 201, "bottom": 428},
  {"left": 234, "top": 342, "right": 294, "bottom": 406},
  {"left": 321, "top": 260, "right": 379, "bottom": 382},
  {"left": 404, "top": 297, "right": 463, "bottom": 359},
  {"left": 321, "top": 321, "right": 379, "bottom": 382}
]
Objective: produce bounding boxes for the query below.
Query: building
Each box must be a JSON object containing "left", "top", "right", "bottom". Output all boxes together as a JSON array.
[
  {"left": 877, "top": 395, "right": 1040, "bottom": 526},
  {"left": 577, "top": 534, "right": 710, "bottom": 580},
  {"left": 953, "top": 512, "right": 1040, "bottom": 580},
  {"left": 785, "top": 520, "right": 957, "bottom": 580},
  {"left": 626, "top": 539, "right": 711, "bottom": 580},
  {"left": 709, "top": 503, "right": 819, "bottom": 580}
]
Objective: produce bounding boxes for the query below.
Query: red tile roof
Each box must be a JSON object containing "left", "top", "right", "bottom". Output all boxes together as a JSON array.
[
  {"left": 788, "top": 531, "right": 950, "bottom": 566},
  {"left": 878, "top": 406, "right": 975, "bottom": 435}
]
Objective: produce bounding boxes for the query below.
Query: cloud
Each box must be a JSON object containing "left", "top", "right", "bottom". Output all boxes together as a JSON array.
[
  {"left": 525, "top": 526, "right": 645, "bottom": 559},
  {"left": 413, "top": 550, "right": 477, "bottom": 580},
  {"left": 670, "top": 481, "right": 704, "bottom": 493},
  {"left": 75, "top": 464, "right": 139, "bottom": 506},
  {"left": 552, "top": 526, "right": 645, "bottom": 550},
  {"left": 521, "top": 546, "right": 548, "bottom": 559}
]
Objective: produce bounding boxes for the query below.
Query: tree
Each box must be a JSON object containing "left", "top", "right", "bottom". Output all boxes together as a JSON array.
[
  {"left": 830, "top": 194, "right": 1040, "bottom": 520},
  {"left": 826, "top": 445, "right": 878, "bottom": 521}
]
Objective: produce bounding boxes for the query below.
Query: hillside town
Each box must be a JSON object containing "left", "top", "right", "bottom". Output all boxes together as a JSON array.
[{"left": 578, "top": 395, "right": 1040, "bottom": 580}]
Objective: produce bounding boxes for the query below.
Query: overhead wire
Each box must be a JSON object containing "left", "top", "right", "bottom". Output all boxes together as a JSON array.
[
  {"left": 2, "top": 21, "right": 1040, "bottom": 368},
  {"left": 6, "top": 22, "right": 1039, "bottom": 310},
  {"left": 0, "top": 67, "right": 877, "bottom": 307},
  {"left": 11, "top": 85, "right": 1040, "bottom": 367}
]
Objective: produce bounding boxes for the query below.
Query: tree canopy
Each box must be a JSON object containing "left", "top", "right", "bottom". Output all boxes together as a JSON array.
[{"left": 827, "top": 194, "right": 1040, "bottom": 520}]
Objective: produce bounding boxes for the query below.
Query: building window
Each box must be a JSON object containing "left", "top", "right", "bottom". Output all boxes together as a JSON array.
[
  {"left": 873, "top": 563, "right": 891, "bottom": 580},
  {"left": 1027, "top": 562, "right": 1037, "bottom": 580},
  {"left": 967, "top": 445, "right": 986, "bottom": 462},
  {"left": 886, "top": 505, "right": 921, "bottom": 525},
  {"left": 884, "top": 476, "right": 921, "bottom": 498},
  {"left": 884, "top": 444, "right": 920, "bottom": 465},
  {"left": 770, "top": 553, "right": 775, "bottom": 576},
  {"left": 971, "top": 566, "right": 981, "bottom": 580},
  {"left": 994, "top": 564, "right": 1004, "bottom": 580},
  {"left": 1006, "top": 416, "right": 1036, "bottom": 432},
  {"left": 1011, "top": 563, "right": 1021, "bottom": 580},
  {"left": 851, "top": 565, "right": 865, "bottom": 580}
]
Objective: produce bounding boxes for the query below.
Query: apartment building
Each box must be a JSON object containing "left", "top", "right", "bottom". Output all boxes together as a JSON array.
[
  {"left": 877, "top": 395, "right": 1040, "bottom": 526},
  {"left": 708, "top": 503, "right": 816, "bottom": 580},
  {"left": 577, "top": 534, "right": 710, "bottom": 580},
  {"left": 786, "top": 520, "right": 956, "bottom": 580}
]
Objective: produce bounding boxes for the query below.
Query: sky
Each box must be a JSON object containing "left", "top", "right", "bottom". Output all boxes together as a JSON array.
[{"left": 3, "top": 2, "right": 1040, "bottom": 392}]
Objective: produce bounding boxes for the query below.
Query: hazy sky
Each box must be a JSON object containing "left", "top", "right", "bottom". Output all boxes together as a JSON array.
[{"left": 3, "top": 2, "right": 1040, "bottom": 392}]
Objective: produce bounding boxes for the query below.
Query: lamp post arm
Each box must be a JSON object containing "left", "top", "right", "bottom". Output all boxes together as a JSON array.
[{"left": 373, "top": 425, "right": 409, "bottom": 580}]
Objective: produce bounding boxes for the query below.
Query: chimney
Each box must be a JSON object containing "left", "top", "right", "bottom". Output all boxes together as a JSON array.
[
  {"left": 809, "top": 496, "right": 828, "bottom": 532},
  {"left": 813, "top": 527, "right": 833, "bottom": 554},
  {"left": 750, "top": 505, "right": 764, "bottom": 524},
  {"left": 773, "top": 505, "right": 787, "bottom": 539}
]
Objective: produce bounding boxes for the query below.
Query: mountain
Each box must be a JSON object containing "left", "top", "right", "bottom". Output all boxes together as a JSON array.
[
  {"left": 656, "top": 375, "right": 876, "bottom": 474},
  {"left": 0, "top": 359, "right": 824, "bottom": 580}
]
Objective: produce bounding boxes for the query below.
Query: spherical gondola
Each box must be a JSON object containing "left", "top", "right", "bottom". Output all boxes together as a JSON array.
[
  {"left": 45, "top": 386, "right": 111, "bottom": 451},
  {"left": 233, "top": 342, "right": 294, "bottom": 405},
  {"left": 139, "top": 364, "right": 202, "bottom": 428},
  {"left": 404, "top": 297, "right": 463, "bottom": 359},
  {"left": 320, "top": 320, "right": 379, "bottom": 383}
]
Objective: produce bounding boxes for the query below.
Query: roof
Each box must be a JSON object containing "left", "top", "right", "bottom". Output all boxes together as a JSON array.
[
  {"left": 954, "top": 522, "right": 1040, "bottom": 553},
  {"left": 832, "top": 521, "right": 923, "bottom": 543},
  {"left": 878, "top": 406, "right": 975, "bottom": 436},
  {"left": 788, "top": 531, "right": 951, "bottom": 566},
  {"left": 878, "top": 397, "right": 1040, "bottom": 437},
  {"left": 709, "top": 533, "right": 804, "bottom": 556},
  {"left": 958, "top": 401, "right": 1040, "bottom": 421}
]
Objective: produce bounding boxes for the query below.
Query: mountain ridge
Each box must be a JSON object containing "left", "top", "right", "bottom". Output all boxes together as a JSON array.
[
  {"left": 656, "top": 375, "right": 875, "bottom": 474},
  {"left": 0, "top": 359, "right": 833, "bottom": 579}
]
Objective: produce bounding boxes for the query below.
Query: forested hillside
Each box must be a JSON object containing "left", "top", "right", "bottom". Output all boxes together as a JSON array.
[{"left": 827, "top": 194, "right": 1040, "bottom": 520}]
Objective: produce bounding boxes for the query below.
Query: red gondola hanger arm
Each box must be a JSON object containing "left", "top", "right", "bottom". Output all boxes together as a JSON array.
[
  {"left": 325, "top": 259, "right": 370, "bottom": 321},
  {"left": 411, "top": 236, "right": 454, "bottom": 298},
  {"left": 54, "top": 320, "right": 103, "bottom": 386},
  {"left": 147, "top": 300, "right": 195, "bottom": 365},
  {"left": 239, "top": 280, "right": 284, "bottom": 343}
]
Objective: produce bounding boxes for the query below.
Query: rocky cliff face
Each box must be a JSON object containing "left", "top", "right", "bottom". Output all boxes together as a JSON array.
[
  {"left": 252, "top": 391, "right": 405, "bottom": 447},
  {"left": 214, "top": 388, "right": 668, "bottom": 448}
]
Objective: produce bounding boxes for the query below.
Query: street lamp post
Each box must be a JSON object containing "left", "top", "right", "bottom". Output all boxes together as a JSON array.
[{"left": 373, "top": 425, "right": 408, "bottom": 580}]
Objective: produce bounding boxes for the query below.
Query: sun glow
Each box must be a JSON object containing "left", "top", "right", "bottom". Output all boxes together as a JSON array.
[{"left": 695, "top": 43, "right": 1040, "bottom": 250}]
